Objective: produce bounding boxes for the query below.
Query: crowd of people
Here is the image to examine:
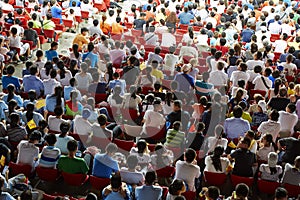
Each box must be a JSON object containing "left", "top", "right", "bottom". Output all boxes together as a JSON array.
[{"left": 0, "top": 0, "right": 299, "bottom": 199}]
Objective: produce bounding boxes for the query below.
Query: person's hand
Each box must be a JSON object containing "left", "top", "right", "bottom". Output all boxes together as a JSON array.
[{"left": 103, "top": 186, "right": 112, "bottom": 196}]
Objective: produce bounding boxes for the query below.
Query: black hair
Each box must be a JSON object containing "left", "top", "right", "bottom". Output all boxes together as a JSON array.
[
  {"left": 60, "top": 122, "right": 71, "bottom": 136},
  {"left": 211, "top": 146, "right": 224, "bottom": 172},
  {"left": 185, "top": 148, "right": 196, "bottom": 163},
  {"left": 111, "top": 173, "right": 122, "bottom": 189},
  {"left": 45, "top": 133, "right": 57, "bottom": 146},
  {"left": 67, "top": 140, "right": 78, "bottom": 152}
]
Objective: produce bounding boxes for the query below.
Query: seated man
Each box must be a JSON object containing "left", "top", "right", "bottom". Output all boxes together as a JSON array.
[
  {"left": 39, "top": 133, "right": 61, "bottom": 168},
  {"left": 57, "top": 140, "right": 89, "bottom": 174},
  {"left": 174, "top": 148, "right": 200, "bottom": 192},
  {"left": 2, "top": 65, "right": 21, "bottom": 91},
  {"left": 281, "top": 156, "right": 300, "bottom": 186},
  {"left": 120, "top": 155, "right": 144, "bottom": 186},
  {"left": 17, "top": 130, "right": 41, "bottom": 168},
  {"left": 102, "top": 173, "right": 131, "bottom": 200},
  {"left": 227, "top": 183, "right": 249, "bottom": 200},
  {"left": 92, "top": 114, "right": 113, "bottom": 139},
  {"left": 228, "top": 137, "right": 257, "bottom": 177},
  {"left": 165, "top": 121, "right": 185, "bottom": 149},
  {"left": 92, "top": 143, "right": 119, "bottom": 178},
  {"left": 135, "top": 171, "right": 162, "bottom": 200}
]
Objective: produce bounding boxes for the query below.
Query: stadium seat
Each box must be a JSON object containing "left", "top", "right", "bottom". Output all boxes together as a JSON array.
[
  {"left": 285, "top": 183, "right": 300, "bottom": 197},
  {"left": 51, "top": 18, "right": 61, "bottom": 25},
  {"left": 204, "top": 171, "right": 227, "bottom": 186},
  {"left": 89, "top": 175, "right": 110, "bottom": 191},
  {"left": 62, "top": 172, "right": 89, "bottom": 186},
  {"left": 257, "top": 179, "right": 280, "bottom": 195},
  {"left": 249, "top": 89, "right": 266, "bottom": 100},
  {"left": 231, "top": 174, "right": 254, "bottom": 187},
  {"left": 156, "top": 166, "right": 176, "bottom": 186},
  {"left": 182, "top": 191, "right": 196, "bottom": 200},
  {"left": 113, "top": 138, "right": 135, "bottom": 152},
  {"left": 8, "top": 162, "right": 32, "bottom": 177},
  {"left": 124, "top": 124, "right": 143, "bottom": 138}
]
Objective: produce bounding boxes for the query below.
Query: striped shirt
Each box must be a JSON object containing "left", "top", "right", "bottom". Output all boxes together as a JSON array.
[
  {"left": 39, "top": 146, "right": 61, "bottom": 168},
  {"left": 165, "top": 129, "right": 185, "bottom": 148}
]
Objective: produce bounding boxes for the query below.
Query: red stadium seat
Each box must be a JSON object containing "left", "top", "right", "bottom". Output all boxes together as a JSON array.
[
  {"left": 9, "top": 162, "right": 32, "bottom": 177},
  {"left": 81, "top": 11, "right": 89, "bottom": 19},
  {"left": 89, "top": 175, "right": 110, "bottom": 191},
  {"left": 249, "top": 89, "right": 266, "bottom": 100},
  {"left": 257, "top": 179, "right": 280, "bottom": 195},
  {"left": 231, "top": 174, "right": 254, "bottom": 187},
  {"left": 51, "top": 18, "right": 61, "bottom": 25},
  {"left": 182, "top": 191, "right": 196, "bottom": 200},
  {"left": 285, "top": 183, "right": 300, "bottom": 197},
  {"left": 36, "top": 166, "right": 60, "bottom": 182},
  {"left": 113, "top": 139, "right": 134, "bottom": 152},
  {"left": 131, "top": 29, "right": 142, "bottom": 38},
  {"left": 62, "top": 172, "right": 89, "bottom": 186},
  {"left": 94, "top": 93, "right": 108, "bottom": 104},
  {"left": 204, "top": 171, "right": 227, "bottom": 187},
  {"left": 144, "top": 126, "right": 166, "bottom": 143}
]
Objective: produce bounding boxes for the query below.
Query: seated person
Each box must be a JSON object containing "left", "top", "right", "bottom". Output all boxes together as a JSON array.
[
  {"left": 2, "top": 65, "right": 21, "bottom": 91},
  {"left": 48, "top": 107, "right": 69, "bottom": 132},
  {"left": 228, "top": 137, "right": 257, "bottom": 177},
  {"left": 39, "top": 133, "right": 61, "bottom": 168},
  {"left": 282, "top": 156, "right": 300, "bottom": 186},
  {"left": 17, "top": 130, "right": 41, "bottom": 168},
  {"left": 204, "top": 146, "right": 230, "bottom": 174},
  {"left": 55, "top": 122, "right": 74, "bottom": 155},
  {"left": 120, "top": 155, "right": 145, "bottom": 185},
  {"left": 164, "top": 121, "right": 185, "bottom": 149},
  {"left": 129, "top": 140, "right": 151, "bottom": 168},
  {"left": 135, "top": 171, "right": 163, "bottom": 200},
  {"left": 102, "top": 173, "right": 131, "bottom": 200},
  {"left": 92, "top": 143, "right": 119, "bottom": 178},
  {"left": 227, "top": 183, "right": 249, "bottom": 200},
  {"left": 259, "top": 152, "right": 282, "bottom": 182},
  {"left": 57, "top": 140, "right": 89, "bottom": 174},
  {"left": 150, "top": 144, "right": 173, "bottom": 170},
  {"left": 92, "top": 114, "right": 112, "bottom": 139}
]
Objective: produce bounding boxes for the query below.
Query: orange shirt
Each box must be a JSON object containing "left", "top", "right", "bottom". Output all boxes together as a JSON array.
[
  {"left": 100, "top": 22, "right": 111, "bottom": 35},
  {"left": 72, "top": 34, "right": 89, "bottom": 51},
  {"left": 111, "top": 22, "right": 123, "bottom": 35},
  {"left": 145, "top": 11, "right": 155, "bottom": 21}
]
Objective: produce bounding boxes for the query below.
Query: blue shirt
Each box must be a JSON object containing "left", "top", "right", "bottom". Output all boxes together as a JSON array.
[
  {"left": 0, "top": 101, "right": 8, "bottom": 120},
  {"left": 51, "top": 6, "right": 62, "bottom": 20},
  {"left": 92, "top": 153, "right": 119, "bottom": 178},
  {"left": 108, "top": 79, "right": 126, "bottom": 96},
  {"left": 82, "top": 52, "right": 99, "bottom": 68},
  {"left": 174, "top": 73, "right": 195, "bottom": 93},
  {"left": 45, "top": 50, "right": 58, "bottom": 61},
  {"left": 178, "top": 12, "right": 194, "bottom": 25},
  {"left": 224, "top": 117, "right": 250, "bottom": 139},
  {"left": 69, "top": 0, "right": 81, "bottom": 7},
  {"left": 102, "top": 190, "right": 131, "bottom": 200},
  {"left": 23, "top": 75, "right": 44, "bottom": 97},
  {"left": 195, "top": 80, "right": 214, "bottom": 96},
  {"left": 135, "top": 185, "right": 162, "bottom": 200},
  {"left": 64, "top": 86, "right": 82, "bottom": 101},
  {"left": 45, "top": 95, "right": 65, "bottom": 112},
  {"left": 2, "top": 75, "right": 20, "bottom": 90},
  {"left": 241, "top": 28, "right": 254, "bottom": 43},
  {"left": 2, "top": 94, "right": 23, "bottom": 108}
]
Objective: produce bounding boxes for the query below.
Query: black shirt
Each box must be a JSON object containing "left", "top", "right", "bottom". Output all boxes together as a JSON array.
[
  {"left": 230, "top": 148, "right": 256, "bottom": 177},
  {"left": 24, "top": 29, "right": 38, "bottom": 46},
  {"left": 186, "top": 132, "right": 205, "bottom": 151},
  {"left": 279, "top": 137, "right": 300, "bottom": 164},
  {"left": 134, "top": 19, "right": 146, "bottom": 30},
  {"left": 267, "top": 97, "right": 290, "bottom": 111},
  {"left": 166, "top": 110, "right": 190, "bottom": 131}
]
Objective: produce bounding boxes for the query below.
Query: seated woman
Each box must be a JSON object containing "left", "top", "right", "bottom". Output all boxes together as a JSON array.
[
  {"left": 122, "top": 85, "right": 142, "bottom": 111},
  {"left": 166, "top": 179, "right": 186, "bottom": 200},
  {"left": 204, "top": 146, "right": 230, "bottom": 174},
  {"left": 2, "top": 84, "right": 23, "bottom": 108},
  {"left": 40, "top": 61, "right": 53, "bottom": 80},
  {"left": 139, "top": 67, "right": 156, "bottom": 88},
  {"left": 65, "top": 90, "right": 83, "bottom": 116},
  {"left": 259, "top": 152, "right": 282, "bottom": 182},
  {"left": 129, "top": 139, "right": 151, "bottom": 170},
  {"left": 107, "top": 86, "right": 123, "bottom": 116},
  {"left": 207, "top": 125, "right": 228, "bottom": 154},
  {"left": 55, "top": 121, "right": 74, "bottom": 155},
  {"left": 4, "top": 99, "right": 23, "bottom": 125},
  {"left": 257, "top": 134, "right": 275, "bottom": 162},
  {"left": 22, "top": 103, "right": 44, "bottom": 133},
  {"left": 56, "top": 60, "right": 72, "bottom": 86},
  {"left": 150, "top": 144, "right": 173, "bottom": 170},
  {"left": 6, "top": 113, "right": 27, "bottom": 144},
  {"left": 9, "top": 27, "right": 30, "bottom": 59},
  {"left": 45, "top": 86, "right": 64, "bottom": 114}
]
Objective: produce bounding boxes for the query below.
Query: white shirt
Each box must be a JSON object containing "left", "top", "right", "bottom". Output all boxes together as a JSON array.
[
  {"left": 204, "top": 156, "right": 230, "bottom": 173},
  {"left": 274, "top": 40, "right": 287, "bottom": 53},
  {"left": 43, "top": 78, "right": 61, "bottom": 96},
  {"left": 73, "top": 115, "right": 92, "bottom": 135},
  {"left": 257, "top": 120, "right": 281, "bottom": 142},
  {"left": 17, "top": 140, "right": 39, "bottom": 168},
  {"left": 253, "top": 75, "right": 272, "bottom": 92},
  {"left": 230, "top": 71, "right": 250, "bottom": 87},
  {"left": 281, "top": 23, "right": 294, "bottom": 36},
  {"left": 245, "top": 60, "right": 265, "bottom": 71},
  {"left": 208, "top": 70, "right": 228, "bottom": 86},
  {"left": 207, "top": 137, "right": 228, "bottom": 154},
  {"left": 48, "top": 116, "right": 69, "bottom": 132},
  {"left": 56, "top": 70, "right": 72, "bottom": 86},
  {"left": 282, "top": 62, "right": 297, "bottom": 76},
  {"left": 174, "top": 160, "right": 200, "bottom": 192},
  {"left": 269, "top": 21, "right": 282, "bottom": 34},
  {"left": 74, "top": 73, "right": 93, "bottom": 90},
  {"left": 143, "top": 110, "right": 165, "bottom": 129},
  {"left": 278, "top": 111, "right": 298, "bottom": 135},
  {"left": 164, "top": 54, "right": 179, "bottom": 75},
  {"left": 205, "top": 17, "right": 217, "bottom": 28},
  {"left": 161, "top": 33, "right": 176, "bottom": 47}
]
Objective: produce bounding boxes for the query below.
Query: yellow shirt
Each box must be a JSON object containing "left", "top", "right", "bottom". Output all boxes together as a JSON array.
[
  {"left": 111, "top": 22, "right": 123, "bottom": 35},
  {"left": 73, "top": 34, "right": 89, "bottom": 51},
  {"left": 151, "top": 69, "right": 164, "bottom": 82}
]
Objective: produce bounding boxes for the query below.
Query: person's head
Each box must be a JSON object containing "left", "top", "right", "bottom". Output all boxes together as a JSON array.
[
  {"left": 279, "top": 87, "right": 287, "bottom": 97},
  {"left": 10, "top": 112, "right": 20, "bottom": 126},
  {"left": 269, "top": 109, "right": 279, "bottom": 121},
  {"left": 50, "top": 41, "right": 58, "bottom": 50},
  {"left": 67, "top": 140, "right": 78, "bottom": 153},
  {"left": 50, "top": 69, "right": 57, "bottom": 79},
  {"left": 294, "top": 156, "right": 300, "bottom": 168},
  {"left": 85, "top": 193, "right": 98, "bottom": 200},
  {"left": 45, "top": 133, "right": 57, "bottom": 146},
  {"left": 184, "top": 148, "right": 196, "bottom": 163},
  {"left": 110, "top": 173, "right": 122, "bottom": 190},
  {"left": 196, "top": 122, "right": 205, "bottom": 133},
  {"left": 275, "top": 187, "right": 288, "bottom": 200},
  {"left": 202, "top": 72, "right": 210, "bottom": 82},
  {"left": 213, "top": 145, "right": 224, "bottom": 157},
  {"left": 173, "top": 100, "right": 182, "bottom": 112},
  {"left": 216, "top": 62, "right": 225, "bottom": 71},
  {"left": 87, "top": 42, "right": 95, "bottom": 52},
  {"left": 235, "top": 183, "right": 249, "bottom": 199},
  {"left": 245, "top": 130, "right": 255, "bottom": 140},
  {"left": 97, "top": 114, "right": 107, "bottom": 126},
  {"left": 206, "top": 186, "right": 220, "bottom": 200},
  {"left": 60, "top": 121, "right": 71, "bottom": 135},
  {"left": 233, "top": 105, "right": 243, "bottom": 118},
  {"left": 29, "top": 65, "right": 38, "bottom": 75},
  {"left": 286, "top": 103, "right": 296, "bottom": 113},
  {"left": 29, "top": 130, "right": 42, "bottom": 144},
  {"left": 286, "top": 54, "right": 293, "bottom": 63},
  {"left": 173, "top": 121, "right": 182, "bottom": 131},
  {"left": 169, "top": 179, "right": 186, "bottom": 195},
  {"left": 127, "top": 154, "right": 139, "bottom": 169},
  {"left": 239, "top": 137, "right": 251, "bottom": 150},
  {"left": 36, "top": 49, "right": 43, "bottom": 59},
  {"left": 105, "top": 143, "right": 118, "bottom": 155},
  {"left": 239, "top": 62, "right": 248, "bottom": 72},
  {"left": 10, "top": 27, "right": 18, "bottom": 35},
  {"left": 20, "top": 190, "right": 33, "bottom": 200},
  {"left": 145, "top": 171, "right": 157, "bottom": 185}
]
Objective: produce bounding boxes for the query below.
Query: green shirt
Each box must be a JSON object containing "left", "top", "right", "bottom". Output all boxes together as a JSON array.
[
  {"left": 58, "top": 156, "right": 89, "bottom": 174},
  {"left": 165, "top": 129, "right": 185, "bottom": 148}
]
